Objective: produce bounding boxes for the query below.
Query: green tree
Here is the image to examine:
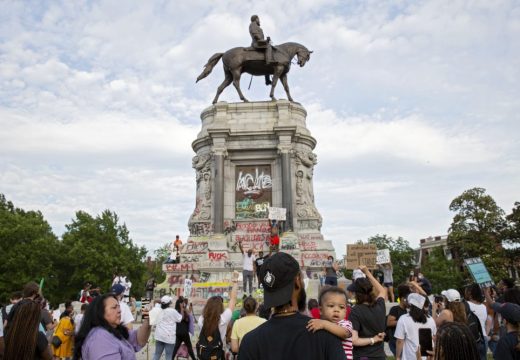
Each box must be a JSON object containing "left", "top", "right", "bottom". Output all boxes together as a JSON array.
[
  {"left": 0, "top": 194, "right": 62, "bottom": 304},
  {"left": 504, "top": 201, "right": 520, "bottom": 276},
  {"left": 447, "top": 187, "right": 508, "bottom": 280},
  {"left": 505, "top": 202, "right": 520, "bottom": 244},
  {"left": 145, "top": 243, "right": 170, "bottom": 285},
  {"left": 421, "top": 247, "right": 464, "bottom": 294},
  {"left": 367, "top": 234, "right": 416, "bottom": 285},
  {"left": 60, "top": 210, "right": 148, "bottom": 301}
]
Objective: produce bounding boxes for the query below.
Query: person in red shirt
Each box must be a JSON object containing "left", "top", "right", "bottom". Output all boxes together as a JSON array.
[
  {"left": 308, "top": 299, "right": 321, "bottom": 319},
  {"left": 269, "top": 223, "right": 280, "bottom": 252}
]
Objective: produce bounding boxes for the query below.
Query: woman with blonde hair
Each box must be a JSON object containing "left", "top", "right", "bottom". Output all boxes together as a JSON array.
[{"left": 433, "top": 289, "right": 466, "bottom": 327}]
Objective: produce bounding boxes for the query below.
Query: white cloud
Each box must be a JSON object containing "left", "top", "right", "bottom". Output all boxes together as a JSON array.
[{"left": 1, "top": 0, "right": 519, "bottom": 258}]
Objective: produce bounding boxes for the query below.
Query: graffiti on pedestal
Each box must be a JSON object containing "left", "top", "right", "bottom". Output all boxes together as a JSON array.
[
  {"left": 301, "top": 251, "right": 333, "bottom": 267},
  {"left": 235, "top": 165, "right": 272, "bottom": 219},
  {"left": 189, "top": 222, "right": 213, "bottom": 236},
  {"left": 280, "top": 237, "right": 298, "bottom": 250},
  {"left": 183, "top": 242, "right": 209, "bottom": 254},
  {"left": 164, "top": 263, "right": 196, "bottom": 272}
]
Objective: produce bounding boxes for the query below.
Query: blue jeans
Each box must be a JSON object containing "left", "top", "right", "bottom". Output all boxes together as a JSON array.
[
  {"left": 153, "top": 340, "right": 174, "bottom": 360},
  {"left": 389, "top": 338, "right": 397, "bottom": 356},
  {"left": 477, "top": 339, "right": 488, "bottom": 360}
]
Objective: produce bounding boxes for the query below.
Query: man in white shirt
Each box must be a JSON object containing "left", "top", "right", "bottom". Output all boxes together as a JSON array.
[
  {"left": 111, "top": 284, "right": 134, "bottom": 329},
  {"left": 238, "top": 240, "right": 255, "bottom": 297}
]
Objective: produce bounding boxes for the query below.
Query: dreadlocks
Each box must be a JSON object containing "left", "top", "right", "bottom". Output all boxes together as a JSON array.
[{"left": 434, "top": 322, "right": 479, "bottom": 360}]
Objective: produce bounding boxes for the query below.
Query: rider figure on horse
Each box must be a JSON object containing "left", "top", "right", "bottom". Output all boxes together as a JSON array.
[{"left": 249, "top": 15, "right": 273, "bottom": 85}]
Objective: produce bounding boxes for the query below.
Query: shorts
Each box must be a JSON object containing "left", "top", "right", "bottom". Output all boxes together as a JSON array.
[
  {"left": 325, "top": 276, "right": 338, "bottom": 286},
  {"left": 384, "top": 282, "right": 393, "bottom": 287}
]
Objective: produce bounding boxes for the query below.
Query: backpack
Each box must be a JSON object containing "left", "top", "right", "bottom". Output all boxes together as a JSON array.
[
  {"left": 196, "top": 325, "right": 224, "bottom": 360},
  {"left": 464, "top": 301, "right": 484, "bottom": 344}
]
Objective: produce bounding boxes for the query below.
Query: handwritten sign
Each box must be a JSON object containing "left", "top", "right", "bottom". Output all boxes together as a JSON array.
[
  {"left": 183, "top": 279, "right": 193, "bottom": 299},
  {"left": 376, "top": 249, "right": 391, "bottom": 265},
  {"left": 464, "top": 257, "right": 494, "bottom": 287},
  {"left": 268, "top": 207, "right": 286, "bottom": 221},
  {"left": 345, "top": 244, "right": 377, "bottom": 269}
]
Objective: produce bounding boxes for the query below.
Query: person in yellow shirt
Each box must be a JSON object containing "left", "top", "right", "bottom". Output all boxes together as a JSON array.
[
  {"left": 52, "top": 302, "right": 74, "bottom": 359},
  {"left": 230, "top": 297, "right": 266, "bottom": 353}
]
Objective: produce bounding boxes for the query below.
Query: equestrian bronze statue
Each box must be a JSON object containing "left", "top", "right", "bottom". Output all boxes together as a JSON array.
[{"left": 196, "top": 15, "right": 312, "bottom": 104}]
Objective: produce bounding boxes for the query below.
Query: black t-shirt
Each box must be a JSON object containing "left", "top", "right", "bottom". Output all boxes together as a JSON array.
[
  {"left": 35, "top": 331, "right": 49, "bottom": 359},
  {"left": 254, "top": 257, "right": 266, "bottom": 271},
  {"left": 176, "top": 318, "right": 190, "bottom": 336},
  {"left": 419, "top": 277, "right": 432, "bottom": 295},
  {"left": 349, "top": 297, "right": 387, "bottom": 360},
  {"left": 238, "top": 312, "right": 344, "bottom": 360},
  {"left": 494, "top": 331, "right": 520, "bottom": 360},
  {"left": 387, "top": 305, "right": 408, "bottom": 340}
]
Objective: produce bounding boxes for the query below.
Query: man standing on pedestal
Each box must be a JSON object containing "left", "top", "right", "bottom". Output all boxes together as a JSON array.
[{"left": 239, "top": 240, "right": 256, "bottom": 298}]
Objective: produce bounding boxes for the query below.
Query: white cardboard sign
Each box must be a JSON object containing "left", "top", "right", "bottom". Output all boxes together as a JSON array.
[
  {"left": 376, "top": 249, "right": 391, "bottom": 265},
  {"left": 268, "top": 207, "right": 286, "bottom": 220}
]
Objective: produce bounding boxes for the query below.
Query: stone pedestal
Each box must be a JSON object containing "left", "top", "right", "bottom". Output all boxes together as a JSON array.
[{"left": 161, "top": 101, "right": 336, "bottom": 311}]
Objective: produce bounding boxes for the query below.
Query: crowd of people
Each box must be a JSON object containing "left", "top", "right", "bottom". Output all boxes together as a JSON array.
[{"left": 1, "top": 251, "right": 519, "bottom": 360}]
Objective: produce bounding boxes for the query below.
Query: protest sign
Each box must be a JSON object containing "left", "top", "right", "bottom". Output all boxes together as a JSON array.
[
  {"left": 464, "top": 257, "right": 494, "bottom": 287},
  {"left": 183, "top": 279, "right": 193, "bottom": 298},
  {"left": 268, "top": 207, "right": 286, "bottom": 221},
  {"left": 345, "top": 244, "right": 377, "bottom": 269},
  {"left": 376, "top": 249, "right": 391, "bottom": 265}
]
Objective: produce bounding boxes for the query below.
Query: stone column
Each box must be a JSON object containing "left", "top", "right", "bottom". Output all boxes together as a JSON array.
[
  {"left": 281, "top": 151, "right": 293, "bottom": 231},
  {"left": 208, "top": 129, "right": 229, "bottom": 234},
  {"left": 276, "top": 129, "right": 295, "bottom": 232}
]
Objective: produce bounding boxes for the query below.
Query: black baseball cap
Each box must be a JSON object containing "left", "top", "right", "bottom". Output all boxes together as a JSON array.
[
  {"left": 258, "top": 252, "right": 300, "bottom": 308},
  {"left": 492, "top": 302, "right": 520, "bottom": 323}
]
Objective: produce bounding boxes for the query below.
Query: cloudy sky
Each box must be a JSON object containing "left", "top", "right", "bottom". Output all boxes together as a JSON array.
[{"left": 1, "top": 0, "right": 519, "bottom": 257}]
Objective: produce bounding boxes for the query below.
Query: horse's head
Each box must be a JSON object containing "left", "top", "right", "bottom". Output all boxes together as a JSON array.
[{"left": 296, "top": 49, "right": 313, "bottom": 67}]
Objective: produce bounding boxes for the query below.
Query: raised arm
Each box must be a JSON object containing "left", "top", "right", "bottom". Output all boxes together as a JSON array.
[
  {"left": 136, "top": 310, "right": 152, "bottom": 346},
  {"left": 306, "top": 319, "right": 350, "bottom": 339},
  {"left": 227, "top": 271, "right": 240, "bottom": 311},
  {"left": 359, "top": 265, "right": 386, "bottom": 300},
  {"left": 238, "top": 240, "right": 244, "bottom": 255}
]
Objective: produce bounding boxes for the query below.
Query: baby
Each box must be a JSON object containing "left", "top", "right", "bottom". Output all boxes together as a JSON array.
[{"left": 307, "top": 286, "right": 353, "bottom": 359}]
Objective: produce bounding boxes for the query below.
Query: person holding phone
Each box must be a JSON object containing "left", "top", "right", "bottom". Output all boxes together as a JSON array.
[{"left": 395, "top": 293, "right": 436, "bottom": 360}]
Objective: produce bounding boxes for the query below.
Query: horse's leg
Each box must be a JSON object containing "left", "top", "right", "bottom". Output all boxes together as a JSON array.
[
  {"left": 212, "top": 69, "right": 233, "bottom": 104},
  {"left": 280, "top": 74, "right": 293, "bottom": 102},
  {"left": 269, "top": 66, "right": 284, "bottom": 101},
  {"left": 231, "top": 69, "right": 248, "bottom": 102}
]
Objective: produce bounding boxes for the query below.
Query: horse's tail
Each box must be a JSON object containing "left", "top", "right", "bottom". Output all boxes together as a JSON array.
[{"left": 196, "top": 53, "right": 224, "bottom": 83}]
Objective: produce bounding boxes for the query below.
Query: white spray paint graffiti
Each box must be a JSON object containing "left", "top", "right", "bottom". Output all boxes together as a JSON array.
[{"left": 236, "top": 169, "right": 272, "bottom": 196}]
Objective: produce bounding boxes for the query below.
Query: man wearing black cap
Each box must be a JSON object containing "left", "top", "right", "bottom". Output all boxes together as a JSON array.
[{"left": 238, "top": 252, "right": 344, "bottom": 359}]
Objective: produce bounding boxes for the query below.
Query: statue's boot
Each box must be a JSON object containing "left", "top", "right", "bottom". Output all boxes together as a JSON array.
[{"left": 265, "top": 75, "right": 272, "bottom": 85}]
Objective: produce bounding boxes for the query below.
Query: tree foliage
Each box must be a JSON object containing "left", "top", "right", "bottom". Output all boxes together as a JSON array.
[
  {"left": 0, "top": 194, "right": 150, "bottom": 305},
  {"left": 421, "top": 247, "right": 464, "bottom": 294},
  {"left": 367, "top": 234, "right": 416, "bottom": 285},
  {"left": 60, "top": 210, "right": 148, "bottom": 300},
  {"left": 505, "top": 202, "right": 520, "bottom": 245},
  {"left": 145, "top": 243, "right": 170, "bottom": 284},
  {"left": 0, "top": 194, "right": 62, "bottom": 304},
  {"left": 447, "top": 187, "right": 508, "bottom": 280}
]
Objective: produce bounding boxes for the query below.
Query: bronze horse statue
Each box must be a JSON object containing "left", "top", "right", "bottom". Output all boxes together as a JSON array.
[{"left": 196, "top": 42, "right": 312, "bottom": 104}]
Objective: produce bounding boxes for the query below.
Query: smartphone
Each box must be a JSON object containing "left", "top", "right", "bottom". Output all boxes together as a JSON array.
[
  {"left": 434, "top": 295, "right": 444, "bottom": 303},
  {"left": 418, "top": 328, "right": 433, "bottom": 356}
]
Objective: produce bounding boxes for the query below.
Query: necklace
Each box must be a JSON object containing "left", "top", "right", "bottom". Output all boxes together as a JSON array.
[{"left": 273, "top": 308, "right": 297, "bottom": 316}]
